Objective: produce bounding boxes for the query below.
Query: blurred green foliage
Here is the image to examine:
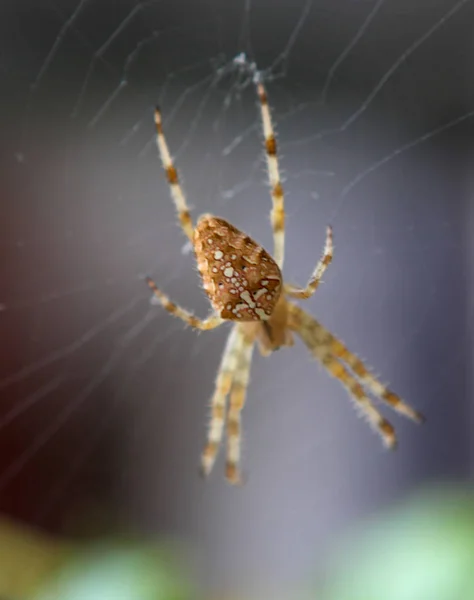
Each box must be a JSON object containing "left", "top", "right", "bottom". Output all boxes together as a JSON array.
[
  {"left": 31, "top": 540, "right": 191, "bottom": 600},
  {"left": 2, "top": 485, "right": 474, "bottom": 599},
  {"left": 320, "top": 486, "right": 474, "bottom": 600}
]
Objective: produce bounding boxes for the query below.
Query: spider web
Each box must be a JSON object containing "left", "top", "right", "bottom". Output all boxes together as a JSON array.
[{"left": 2, "top": 0, "right": 474, "bottom": 594}]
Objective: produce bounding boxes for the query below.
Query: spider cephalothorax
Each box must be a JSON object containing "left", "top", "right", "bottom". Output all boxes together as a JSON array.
[{"left": 145, "top": 78, "right": 424, "bottom": 485}]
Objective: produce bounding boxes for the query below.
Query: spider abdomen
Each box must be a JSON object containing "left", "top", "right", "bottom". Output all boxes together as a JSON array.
[{"left": 194, "top": 215, "right": 282, "bottom": 321}]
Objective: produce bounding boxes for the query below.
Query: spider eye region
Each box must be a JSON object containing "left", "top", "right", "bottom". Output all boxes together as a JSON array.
[{"left": 194, "top": 215, "right": 282, "bottom": 321}]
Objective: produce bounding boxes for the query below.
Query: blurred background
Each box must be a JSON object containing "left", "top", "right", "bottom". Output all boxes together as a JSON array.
[{"left": 1, "top": 0, "right": 473, "bottom": 597}]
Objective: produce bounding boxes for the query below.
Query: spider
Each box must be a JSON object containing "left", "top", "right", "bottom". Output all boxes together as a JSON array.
[{"left": 146, "top": 78, "right": 424, "bottom": 485}]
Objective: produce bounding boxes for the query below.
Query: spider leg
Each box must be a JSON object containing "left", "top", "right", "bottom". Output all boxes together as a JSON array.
[
  {"left": 298, "top": 310, "right": 424, "bottom": 423},
  {"left": 256, "top": 81, "right": 285, "bottom": 269},
  {"left": 146, "top": 276, "right": 222, "bottom": 330},
  {"left": 288, "top": 304, "right": 398, "bottom": 448},
  {"left": 286, "top": 226, "right": 334, "bottom": 299},
  {"left": 200, "top": 326, "right": 244, "bottom": 478},
  {"left": 226, "top": 330, "right": 255, "bottom": 485},
  {"left": 154, "top": 107, "right": 194, "bottom": 242}
]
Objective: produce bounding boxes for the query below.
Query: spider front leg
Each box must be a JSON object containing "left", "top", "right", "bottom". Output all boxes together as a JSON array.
[
  {"left": 289, "top": 304, "right": 398, "bottom": 448},
  {"left": 226, "top": 333, "right": 255, "bottom": 485},
  {"left": 145, "top": 276, "right": 223, "bottom": 330},
  {"left": 319, "top": 350, "right": 397, "bottom": 448},
  {"left": 286, "top": 225, "right": 334, "bottom": 300},
  {"left": 303, "top": 317, "right": 425, "bottom": 423},
  {"left": 200, "top": 326, "right": 243, "bottom": 478}
]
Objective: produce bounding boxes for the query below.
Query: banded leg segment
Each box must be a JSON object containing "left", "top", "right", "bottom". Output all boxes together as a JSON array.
[
  {"left": 200, "top": 326, "right": 244, "bottom": 478},
  {"left": 288, "top": 304, "right": 398, "bottom": 448},
  {"left": 256, "top": 82, "right": 285, "bottom": 269},
  {"left": 154, "top": 108, "right": 194, "bottom": 242},
  {"left": 226, "top": 333, "right": 255, "bottom": 485},
  {"left": 146, "top": 276, "right": 222, "bottom": 331},
  {"left": 286, "top": 226, "right": 334, "bottom": 299},
  {"left": 293, "top": 308, "right": 424, "bottom": 423}
]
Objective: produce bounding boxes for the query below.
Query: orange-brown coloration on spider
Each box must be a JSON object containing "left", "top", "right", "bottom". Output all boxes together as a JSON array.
[
  {"left": 194, "top": 215, "right": 282, "bottom": 322},
  {"left": 165, "top": 165, "right": 179, "bottom": 185},
  {"left": 146, "top": 74, "right": 425, "bottom": 486},
  {"left": 266, "top": 136, "right": 277, "bottom": 156}
]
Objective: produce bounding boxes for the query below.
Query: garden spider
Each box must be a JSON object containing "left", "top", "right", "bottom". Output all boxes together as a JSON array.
[{"left": 146, "top": 78, "right": 424, "bottom": 485}]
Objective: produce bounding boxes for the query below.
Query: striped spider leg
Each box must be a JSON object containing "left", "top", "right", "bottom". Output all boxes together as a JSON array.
[
  {"left": 287, "top": 304, "right": 424, "bottom": 448},
  {"left": 145, "top": 77, "right": 424, "bottom": 484}
]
